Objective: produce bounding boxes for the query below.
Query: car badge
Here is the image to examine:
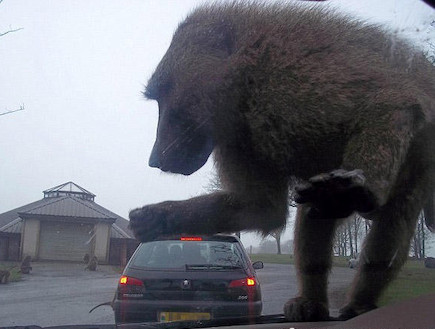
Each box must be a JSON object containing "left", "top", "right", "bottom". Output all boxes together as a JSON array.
[{"left": 182, "top": 279, "right": 191, "bottom": 289}]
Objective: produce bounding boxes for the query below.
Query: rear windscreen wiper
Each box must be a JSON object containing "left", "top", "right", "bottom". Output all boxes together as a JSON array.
[{"left": 185, "top": 264, "right": 242, "bottom": 270}]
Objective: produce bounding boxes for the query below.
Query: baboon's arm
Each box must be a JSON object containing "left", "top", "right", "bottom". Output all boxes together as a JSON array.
[{"left": 129, "top": 190, "right": 288, "bottom": 241}]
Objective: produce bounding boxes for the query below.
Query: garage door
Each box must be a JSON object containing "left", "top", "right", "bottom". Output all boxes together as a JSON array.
[{"left": 39, "top": 221, "right": 94, "bottom": 261}]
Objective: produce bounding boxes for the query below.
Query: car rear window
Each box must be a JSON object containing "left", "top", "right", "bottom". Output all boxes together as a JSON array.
[{"left": 130, "top": 240, "right": 248, "bottom": 270}]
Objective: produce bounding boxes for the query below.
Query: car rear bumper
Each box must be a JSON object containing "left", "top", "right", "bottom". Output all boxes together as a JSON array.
[{"left": 113, "top": 299, "right": 263, "bottom": 323}]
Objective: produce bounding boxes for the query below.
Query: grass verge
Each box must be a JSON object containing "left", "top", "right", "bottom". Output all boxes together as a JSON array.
[
  {"left": 250, "top": 253, "right": 349, "bottom": 267},
  {"left": 0, "top": 262, "right": 22, "bottom": 282},
  {"left": 249, "top": 254, "right": 435, "bottom": 306},
  {"left": 378, "top": 260, "right": 435, "bottom": 307}
]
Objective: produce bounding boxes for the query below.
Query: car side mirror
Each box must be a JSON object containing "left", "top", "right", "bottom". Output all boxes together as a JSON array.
[{"left": 252, "top": 261, "right": 264, "bottom": 270}]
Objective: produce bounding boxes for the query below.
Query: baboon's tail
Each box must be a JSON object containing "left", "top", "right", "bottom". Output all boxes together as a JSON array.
[
  {"left": 89, "top": 301, "right": 112, "bottom": 313},
  {"left": 424, "top": 191, "right": 434, "bottom": 233}
]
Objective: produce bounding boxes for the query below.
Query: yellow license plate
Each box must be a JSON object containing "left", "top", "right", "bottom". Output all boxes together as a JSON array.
[{"left": 159, "top": 312, "right": 211, "bottom": 322}]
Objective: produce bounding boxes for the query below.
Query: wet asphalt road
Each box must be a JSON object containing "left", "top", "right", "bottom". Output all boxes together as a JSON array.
[
  {"left": 0, "top": 261, "right": 355, "bottom": 327},
  {"left": 0, "top": 262, "right": 118, "bottom": 327},
  {"left": 257, "top": 263, "right": 355, "bottom": 317}
]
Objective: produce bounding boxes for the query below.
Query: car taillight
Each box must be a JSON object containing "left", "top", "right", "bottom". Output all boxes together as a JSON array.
[
  {"left": 118, "top": 276, "right": 145, "bottom": 299},
  {"left": 229, "top": 277, "right": 256, "bottom": 288},
  {"left": 119, "top": 275, "right": 144, "bottom": 286}
]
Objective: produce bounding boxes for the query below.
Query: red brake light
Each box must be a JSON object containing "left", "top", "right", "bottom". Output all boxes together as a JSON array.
[
  {"left": 229, "top": 277, "right": 256, "bottom": 288},
  {"left": 180, "top": 236, "right": 202, "bottom": 241},
  {"left": 247, "top": 278, "right": 255, "bottom": 286},
  {"left": 119, "top": 275, "right": 143, "bottom": 286}
]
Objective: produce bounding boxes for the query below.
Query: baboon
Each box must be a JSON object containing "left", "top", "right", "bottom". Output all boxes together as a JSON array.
[
  {"left": 129, "top": 2, "right": 435, "bottom": 321},
  {"left": 424, "top": 257, "right": 435, "bottom": 269},
  {"left": 85, "top": 256, "right": 98, "bottom": 271},
  {"left": 20, "top": 256, "right": 32, "bottom": 274},
  {"left": 0, "top": 269, "right": 11, "bottom": 284}
]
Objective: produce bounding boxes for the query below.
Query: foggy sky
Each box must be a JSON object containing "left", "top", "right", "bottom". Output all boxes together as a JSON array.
[{"left": 1, "top": 0, "right": 433, "bottom": 248}]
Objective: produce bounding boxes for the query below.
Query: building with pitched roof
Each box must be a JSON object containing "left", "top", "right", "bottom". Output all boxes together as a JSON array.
[{"left": 0, "top": 182, "right": 139, "bottom": 265}]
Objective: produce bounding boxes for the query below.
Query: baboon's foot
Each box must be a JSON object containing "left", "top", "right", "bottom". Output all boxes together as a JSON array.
[
  {"left": 284, "top": 297, "right": 330, "bottom": 322},
  {"left": 338, "top": 303, "right": 377, "bottom": 320},
  {"left": 129, "top": 202, "right": 175, "bottom": 241},
  {"left": 295, "top": 169, "right": 379, "bottom": 219}
]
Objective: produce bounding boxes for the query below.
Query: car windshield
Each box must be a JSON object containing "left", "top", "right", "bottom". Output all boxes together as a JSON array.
[
  {"left": 130, "top": 240, "right": 246, "bottom": 270},
  {"left": 0, "top": 1, "right": 434, "bottom": 328}
]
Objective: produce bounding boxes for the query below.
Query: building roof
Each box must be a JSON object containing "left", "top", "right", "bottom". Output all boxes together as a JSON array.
[
  {"left": 0, "top": 182, "right": 134, "bottom": 239},
  {"left": 43, "top": 181, "right": 96, "bottom": 201},
  {"left": 18, "top": 196, "right": 117, "bottom": 220}
]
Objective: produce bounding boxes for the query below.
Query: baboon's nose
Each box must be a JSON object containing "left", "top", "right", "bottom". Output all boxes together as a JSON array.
[{"left": 148, "top": 144, "right": 161, "bottom": 169}]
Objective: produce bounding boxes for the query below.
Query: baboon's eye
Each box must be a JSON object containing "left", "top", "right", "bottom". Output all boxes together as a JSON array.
[{"left": 159, "top": 80, "right": 173, "bottom": 98}]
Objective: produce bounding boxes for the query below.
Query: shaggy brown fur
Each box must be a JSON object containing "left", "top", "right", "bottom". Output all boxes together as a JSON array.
[{"left": 129, "top": 2, "right": 435, "bottom": 321}]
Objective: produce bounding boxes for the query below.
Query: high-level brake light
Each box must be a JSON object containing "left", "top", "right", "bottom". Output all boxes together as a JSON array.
[{"left": 180, "top": 237, "right": 203, "bottom": 241}]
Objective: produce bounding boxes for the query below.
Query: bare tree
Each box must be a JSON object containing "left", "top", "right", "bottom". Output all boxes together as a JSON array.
[
  {"left": 334, "top": 215, "right": 364, "bottom": 257},
  {"left": 411, "top": 212, "right": 432, "bottom": 259},
  {"left": 334, "top": 225, "right": 350, "bottom": 256},
  {"left": 269, "top": 227, "right": 285, "bottom": 254},
  {"left": 0, "top": 0, "right": 23, "bottom": 37},
  {"left": 0, "top": 104, "right": 24, "bottom": 116},
  {"left": 349, "top": 214, "right": 364, "bottom": 257},
  {"left": 256, "top": 239, "right": 276, "bottom": 254},
  {"left": 1, "top": 0, "right": 25, "bottom": 116}
]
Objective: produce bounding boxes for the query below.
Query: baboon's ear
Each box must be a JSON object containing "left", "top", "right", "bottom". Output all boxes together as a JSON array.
[{"left": 180, "top": 18, "right": 235, "bottom": 58}]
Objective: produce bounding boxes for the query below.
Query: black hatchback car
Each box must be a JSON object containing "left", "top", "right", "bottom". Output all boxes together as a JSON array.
[{"left": 113, "top": 234, "right": 263, "bottom": 324}]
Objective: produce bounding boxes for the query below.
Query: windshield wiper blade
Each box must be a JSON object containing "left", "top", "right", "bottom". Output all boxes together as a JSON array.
[
  {"left": 185, "top": 264, "right": 243, "bottom": 270},
  {"left": 117, "top": 313, "right": 343, "bottom": 329},
  {"left": 117, "top": 314, "right": 289, "bottom": 329}
]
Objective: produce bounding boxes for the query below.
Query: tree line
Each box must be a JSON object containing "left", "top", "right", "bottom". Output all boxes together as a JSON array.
[{"left": 259, "top": 212, "right": 432, "bottom": 259}]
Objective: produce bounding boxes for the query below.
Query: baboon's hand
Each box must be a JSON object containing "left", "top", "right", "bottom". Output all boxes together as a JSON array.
[
  {"left": 284, "top": 297, "right": 330, "bottom": 322},
  {"left": 339, "top": 303, "right": 377, "bottom": 320},
  {"left": 129, "top": 202, "right": 177, "bottom": 241},
  {"left": 295, "top": 169, "right": 379, "bottom": 219}
]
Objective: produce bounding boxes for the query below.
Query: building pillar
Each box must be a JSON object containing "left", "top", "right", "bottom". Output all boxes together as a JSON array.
[
  {"left": 94, "top": 222, "right": 111, "bottom": 263},
  {"left": 21, "top": 218, "right": 40, "bottom": 260}
]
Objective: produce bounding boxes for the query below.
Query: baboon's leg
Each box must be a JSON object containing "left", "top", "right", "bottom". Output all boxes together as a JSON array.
[
  {"left": 284, "top": 205, "right": 341, "bottom": 321},
  {"left": 340, "top": 126, "right": 434, "bottom": 319},
  {"left": 339, "top": 201, "right": 419, "bottom": 319}
]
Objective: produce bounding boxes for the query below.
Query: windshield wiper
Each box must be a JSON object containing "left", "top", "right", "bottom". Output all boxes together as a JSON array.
[
  {"left": 116, "top": 313, "right": 342, "bottom": 329},
  {"left": 118, "top": 314, "right": 289, "bottom": 329},
  {"left": 185, "top": 264, "right": 242, "bottom": 270}
]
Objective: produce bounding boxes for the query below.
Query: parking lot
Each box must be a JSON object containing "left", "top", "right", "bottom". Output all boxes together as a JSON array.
[{"left": 0, "top": 261, "right": 354, "bottom": 327}]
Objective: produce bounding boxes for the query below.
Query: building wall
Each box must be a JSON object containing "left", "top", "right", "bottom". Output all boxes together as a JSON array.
[
  {"left": 0, "top": 234, "right": 21, "bottom": 261},
  {"left": 5, "top": 217, "right": 127, "bottom": 264}
]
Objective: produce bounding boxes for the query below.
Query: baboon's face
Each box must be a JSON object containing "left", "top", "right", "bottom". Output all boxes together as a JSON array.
[
  {"left": 144, "top": 21, "right": 232, "bottom": 175},
  {"left": 146, "top": 84, "right": 214, "bottom": 175}
]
